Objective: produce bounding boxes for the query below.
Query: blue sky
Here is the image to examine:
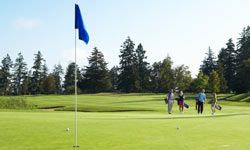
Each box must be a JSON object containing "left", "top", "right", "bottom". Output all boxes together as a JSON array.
[{"left": 1, "top": 0, "right": 250, "bottom": 76}]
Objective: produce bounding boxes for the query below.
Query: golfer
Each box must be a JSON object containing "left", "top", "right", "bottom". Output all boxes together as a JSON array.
[
  {"left": 197, "top": 89, "right": 206, "bottom": 114},
  {"left": 178, "top": 90, "right": 184, "bottom": 112},
  {"left": 166, "top": 89, "right": 174, "bottom": 114},
  {"left": 210, "top": 92, "right": 217, "bottom": 115}
]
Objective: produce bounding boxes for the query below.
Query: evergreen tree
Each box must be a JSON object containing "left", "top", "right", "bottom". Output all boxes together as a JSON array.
[
  {"left": 218, "top": 39, "right": 236, "bottom": 92},
  {"left": 215, "top": 63, "right": 228, "bottom": 92},
  {"left": 135, "top": 43, "right": 150, "bottom": 92},
  {"left": 159, "top": 56, "right": 174, "bottom": 92},
  {"left": 22, "top": 70, "right": 32, "bottom": 95},
  {"left": 0, "top": 54, "right": 12, "bottom": 95},
  {"left": 200, "top": 47, "right": 216, "bottom": 76},
  {"left": 43, "top": 74, "right": 56, "bottom": 94},
  {"left": 40, "top": 63, "right": 48, "bottom": 94},
  {"left": 63, "top": 62, "right": 81, "bottom": 94},
  {"left": 52, "top": 64, "right": 64, "bottom": 94},
  {"left": 149, "top": 62, "right": 162, "bottom": 92},
  {"left": 31, "top": 51, "right": 44, "bottom": 94},
  {"left": 83, "top": 47, "right": 111, "bottom": 93},
  {"left": 118, "top": 37, "right": 139, "bottom": 92},
  {"left": 235, "top": 26, "right": 250, "bottom": 93},
  {"left": 208, "top": 70, "right": 220, "bottom": 92},
  {"left": 12, "top": 52, "right": 28, "bottom": 95},
  {"left": 110, "top": 66, "right": 119, "bottom": 91}
]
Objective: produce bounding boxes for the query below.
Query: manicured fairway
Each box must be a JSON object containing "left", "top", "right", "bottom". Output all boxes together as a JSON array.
[{"left": 0, "top": 94, "right": 250, "bottom": 150}]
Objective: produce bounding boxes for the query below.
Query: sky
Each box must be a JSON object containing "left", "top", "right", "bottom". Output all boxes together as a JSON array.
[{"left": 1, "top": 0, "right": 250, "bottom": 77}]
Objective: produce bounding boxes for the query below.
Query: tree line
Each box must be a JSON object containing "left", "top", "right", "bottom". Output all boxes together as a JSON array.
[
  {"left": 198, "top": 26, "right": 250, "bottom": 93},
  {"left": 1, "top": 26, "right": 250, "bottom": 95}
]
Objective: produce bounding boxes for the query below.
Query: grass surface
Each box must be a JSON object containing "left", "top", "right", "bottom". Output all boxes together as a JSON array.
[{"left": 0, "top": 93, "right": 250, "bottom": 150}]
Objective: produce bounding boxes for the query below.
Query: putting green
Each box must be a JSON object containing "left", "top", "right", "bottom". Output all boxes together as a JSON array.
[{"left": 0, "top": 94, "right": 250, "bottom": 150}]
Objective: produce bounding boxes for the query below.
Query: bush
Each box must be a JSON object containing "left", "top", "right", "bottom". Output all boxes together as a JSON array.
[{"left": 0, "top": 97, "right": 36, "bottom": 109}]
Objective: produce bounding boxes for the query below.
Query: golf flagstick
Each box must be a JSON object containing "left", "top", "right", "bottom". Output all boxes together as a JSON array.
[
  {"left": 73, "top": 28, "right": 79, "bottom": 148},
  {"left": 73, "top": 3, "right": 89, "bottom": 148}
]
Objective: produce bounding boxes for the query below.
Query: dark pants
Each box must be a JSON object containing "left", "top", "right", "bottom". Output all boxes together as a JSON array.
[{"left": 197, "top": 101, "right": 204, "bottom": 114}]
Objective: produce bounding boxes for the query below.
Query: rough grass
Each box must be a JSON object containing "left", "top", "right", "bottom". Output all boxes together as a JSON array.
[{"left": 0, "top": 97, "right": 35, "bottom": 109}]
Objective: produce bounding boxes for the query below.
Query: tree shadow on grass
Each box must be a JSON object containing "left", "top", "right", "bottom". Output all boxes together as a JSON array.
[
  {"left": 77, "top": 109, "right": 156, "bottom": 112},
  {"left": 135, "top": 112, "right": 250, "bottom": 120},
  {"left": 83, "top": 112, "right": 250, "bottom": 120},
  {"left": 56, "top": 107, "right": 156, "bottom": 112},
  {"left": 113, "top": 98, "right": 200, "bottom": 104},
  {"left": 38, "top": 106, "right": 65, "bottom": 109},
  {"left": 113, "top": 99, "right": 163, "bottom": 104}
]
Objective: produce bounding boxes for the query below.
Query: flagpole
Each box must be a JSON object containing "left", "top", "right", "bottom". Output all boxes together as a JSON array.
[
  {"left": 73, "top": 3, "right": 89, "bottom": 147},
  {"left": 74, "top": 2, "right": 78, "bottom": 148},
  {"left": 74, "top": 23, "right": 79, "bottom": 148}
]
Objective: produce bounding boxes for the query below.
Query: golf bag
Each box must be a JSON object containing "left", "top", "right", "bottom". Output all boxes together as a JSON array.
[
  {"left": 208, "top": 100, "right": 213, "bottom": 104},
  {"left": 215, "top": 104, "right": 222, "bottom": 110},
  {"left": 164, "top": 98, "right": 168, "bottom": 104},
  {"left": 184, "top": 103, "right": 189, "bottom": 108}
]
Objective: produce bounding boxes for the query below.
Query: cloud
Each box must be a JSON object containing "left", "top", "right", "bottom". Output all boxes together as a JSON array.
[{"left": 13, "top": 18, "right": 40, "bottom": 29}]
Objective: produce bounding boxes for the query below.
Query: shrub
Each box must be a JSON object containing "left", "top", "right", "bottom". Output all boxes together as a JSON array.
[{"left": 0, "top": 97, "right": 36, "bottom": 109}]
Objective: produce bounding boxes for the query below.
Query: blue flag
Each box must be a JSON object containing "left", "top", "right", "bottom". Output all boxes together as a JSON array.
[{"left": 75, "top": 4, "right": 89, "bottom": 44}]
